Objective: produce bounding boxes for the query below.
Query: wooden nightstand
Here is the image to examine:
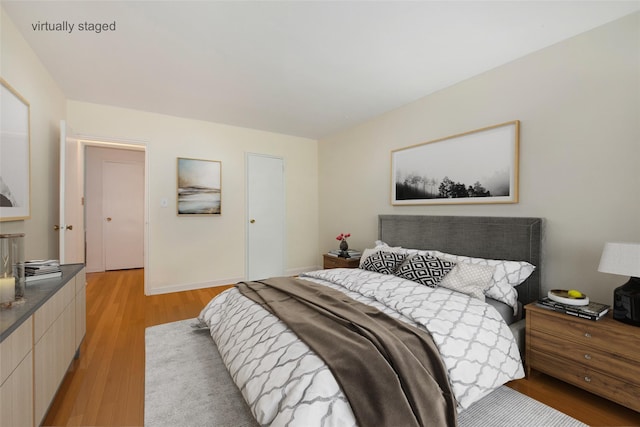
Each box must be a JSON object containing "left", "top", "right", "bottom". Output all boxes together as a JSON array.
[
  {"left": 525, "top": 303, "right": 640, "bottom": 412},
  {"left": 322, "top": 254, "right": 360, "bottom": 269}
]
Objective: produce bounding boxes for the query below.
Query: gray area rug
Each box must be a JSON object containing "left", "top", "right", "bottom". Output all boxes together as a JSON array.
[{"left": 145, "top": 319, "right": 587, "bottom": 427}]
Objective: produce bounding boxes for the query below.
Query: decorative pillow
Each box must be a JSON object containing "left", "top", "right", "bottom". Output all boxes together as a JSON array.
[
  {"left": 360, "top": 241, "right": 440, "bottom": 268},
  {"left": 438, "top": 263, "right": 495, "bottom": 301},
  {"left": 437, "top": 252, "right": 536, "bottom": 311},
  {"left": 359, "top": 248, "right": 378, "bottom": 268},
  {"left": 394, "top": 254, "right": 455, "bottom": 288},
  {"left": 361, "top": 251, "right": 407, "bottom": 275},
  {"left": 359, "top": 241, "right": 406, "bottom": 268}
]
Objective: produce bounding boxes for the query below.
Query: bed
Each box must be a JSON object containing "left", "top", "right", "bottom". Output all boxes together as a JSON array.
[
  {"left": 377, "top": 215, "right": 542, "bottom": 350},
  {"left": 198, "top": 215, "right": 542, "bottom": 427}
]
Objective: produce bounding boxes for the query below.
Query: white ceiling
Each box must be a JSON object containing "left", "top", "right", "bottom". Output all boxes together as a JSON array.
[{"left": 3, "top": 1, "right": 639, "bottom": 139}]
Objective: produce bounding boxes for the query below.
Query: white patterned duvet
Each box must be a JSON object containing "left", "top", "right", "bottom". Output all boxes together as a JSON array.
[{"left": 199, "top": 268, "right": 524, "bottom": 427}]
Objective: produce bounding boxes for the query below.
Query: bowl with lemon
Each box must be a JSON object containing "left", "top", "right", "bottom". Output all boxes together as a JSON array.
[{"left": 548, "top": 289, "right": 589, "bottom": 306}]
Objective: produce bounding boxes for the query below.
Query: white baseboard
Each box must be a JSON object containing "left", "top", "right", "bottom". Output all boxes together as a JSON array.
[
  {"left": 145, "top": 276, "right": 243, "bottom": 296},
  {"left": 145, "top": 266, "right": 322, "bottom": 296}
]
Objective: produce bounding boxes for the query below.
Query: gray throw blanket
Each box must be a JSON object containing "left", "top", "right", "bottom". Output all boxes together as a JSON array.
[{"left": 237, "top": 277, "right": 457, "bottom": 427}]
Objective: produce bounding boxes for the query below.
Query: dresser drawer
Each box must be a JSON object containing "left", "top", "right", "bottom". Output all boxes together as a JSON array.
[
  {"left": 0, "top": 317, "right": 32, "bottom": 385},
  {"left": 529, "top": 350, "right": 640, "bottom": 412},
  {"left": 34, "top": 278, "right": 75, "bottom": 343},
  {"left": 529, "top": 328, "right": 640, "bottom": 385},
  {"left": 528, "top": 310, "right": 640, "bottom": 361}
]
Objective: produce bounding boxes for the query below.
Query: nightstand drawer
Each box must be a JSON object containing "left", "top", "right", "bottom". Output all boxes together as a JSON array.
[
  {"left": 323, "top": 255, "right": 360, "bottom": 269},
  {"left": 529, "top": 328, "right": 640, "bottom": 383},
  {"left": 529, "top": 350, "right": 640, "bottom": 412},
  {"left": 528, "top": 310, "right": 640, "bottom": 360}
]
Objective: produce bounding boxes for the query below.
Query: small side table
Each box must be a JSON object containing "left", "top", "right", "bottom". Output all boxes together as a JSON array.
[{"left": 323, "top": 254, "right": 360, "bottom": 269}]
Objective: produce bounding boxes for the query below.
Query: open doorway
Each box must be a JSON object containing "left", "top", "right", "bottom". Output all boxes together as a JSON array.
[{"left": 61, "top": 121, "right": 148, "bottom": 290}]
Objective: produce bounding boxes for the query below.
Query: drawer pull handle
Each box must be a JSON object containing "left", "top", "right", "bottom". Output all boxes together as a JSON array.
[
  {"left": 584, "top": 332, "right": 592, "bottom": 338},
  {"left": 584, "top": 354, "right": 592, "bottom": 360},
  {"left": 584, "top": 376, "right": 592, "bottom": 383}
]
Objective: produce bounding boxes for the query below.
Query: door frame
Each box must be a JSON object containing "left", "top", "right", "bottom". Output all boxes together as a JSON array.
[
  {"left": 59, "top": 122, "right": 83, "bottom": 264},
  {"left": 245, "top": 152, "right": 286, "bottom": 281},
  {"left": 72, "top": 135, "right": 149, "bottom": 292}
]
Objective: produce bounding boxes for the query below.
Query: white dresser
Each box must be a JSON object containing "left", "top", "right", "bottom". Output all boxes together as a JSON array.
[{"left": 0, "top": 264, "right": 86, "bottom": 426}]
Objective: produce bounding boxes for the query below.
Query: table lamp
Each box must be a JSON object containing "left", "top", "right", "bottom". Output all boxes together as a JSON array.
[{"left": 598, "top": 242, "right": 640, "bottom": 326}]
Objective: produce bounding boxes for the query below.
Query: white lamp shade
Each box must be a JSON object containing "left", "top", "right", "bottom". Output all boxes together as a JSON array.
[{"left": 598, "top": 242, "right": 640, "bottom": 277}]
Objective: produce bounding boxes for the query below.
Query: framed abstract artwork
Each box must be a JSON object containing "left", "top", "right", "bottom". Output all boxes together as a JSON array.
[
  {"left": 177, "top": 157, "right": 221, "bottom": 215},
  {"left": 391, "top": 121, "right": 519, "bottom": 205},
  {"left": 0, "top": 79, "right": 31, "bottom": 221}
]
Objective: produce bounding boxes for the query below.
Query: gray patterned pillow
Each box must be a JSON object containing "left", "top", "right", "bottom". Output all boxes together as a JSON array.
[
  {"left": 438, "top": 263, "right": 495, "bottom": 301},
  {"left": 361, "top": 251, "right": 406, "bottom": 275},
  {"left": 394, "top": 254, "right": 455, "bottom": 288},
  {"left": 437, "top": 251, "right": 535, "bottom": 312}
]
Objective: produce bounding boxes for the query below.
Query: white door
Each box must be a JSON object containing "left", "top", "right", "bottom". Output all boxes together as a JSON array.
[
  {"left": 58, "top": 120, "right": 84, "bottom": 264},
  {"left": 103, "top": 161, "right": 144, "bottom": 270},
  {"left": 246, "top": 154, "right": 285, "bottom": 280}
]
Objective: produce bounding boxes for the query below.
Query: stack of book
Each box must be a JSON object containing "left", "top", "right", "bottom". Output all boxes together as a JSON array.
[
  {"left": 536, "top": 296, "right": 610, "bottom": 321},
  {"left": 25, "top": 260, "right": 62, "bottom": 282},
  {"left": 326, "top": 249, "right": 362, "bottom": 258}
]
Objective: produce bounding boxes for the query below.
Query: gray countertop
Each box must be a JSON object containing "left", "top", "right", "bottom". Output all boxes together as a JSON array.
[{"left": 0, "top": 264, "right": 84, "bottom": 343}]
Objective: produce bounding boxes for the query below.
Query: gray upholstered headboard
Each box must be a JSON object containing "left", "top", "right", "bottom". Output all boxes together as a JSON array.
[{"left": 378, "top": 215, "right": 542, "bottom": 306}]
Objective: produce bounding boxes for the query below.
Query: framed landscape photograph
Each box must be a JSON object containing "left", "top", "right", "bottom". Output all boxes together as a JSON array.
[
  {"left": 391, "top": 121, "right": 519, "bottom": 205},
  {"left": 0, "top": 78, "right": 31, "bottom": 221},
  {"left": 177, "top": 157, "right": 221, "bottom": 215}
]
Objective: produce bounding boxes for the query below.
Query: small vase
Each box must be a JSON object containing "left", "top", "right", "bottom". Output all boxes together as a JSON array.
[{"left": 339, "top": 239, "right": 350, "bottom": 258}]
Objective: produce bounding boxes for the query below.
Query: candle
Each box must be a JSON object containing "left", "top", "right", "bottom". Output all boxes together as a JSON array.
[{"left": 0, "top": 275, "right": 15, "bottom": 303}]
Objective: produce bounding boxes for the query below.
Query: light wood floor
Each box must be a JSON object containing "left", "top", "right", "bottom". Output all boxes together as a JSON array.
[{"left": 43, "top": 269, "right": 640, "bottom": 426}]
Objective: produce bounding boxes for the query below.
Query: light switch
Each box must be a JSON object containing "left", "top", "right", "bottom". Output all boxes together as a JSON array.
[{"left": 160, "top": 198, "right": 168, "bottom": 208}]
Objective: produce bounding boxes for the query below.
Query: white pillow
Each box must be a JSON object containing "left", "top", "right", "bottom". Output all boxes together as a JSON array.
[
  {"left": 438, "top": 263, "right": 495, "bottom": 301},
  {"left": 437, "top": 252, "right": 536, "bottom": 312}
]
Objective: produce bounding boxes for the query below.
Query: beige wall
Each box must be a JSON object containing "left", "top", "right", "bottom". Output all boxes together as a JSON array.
[
  {"left": 0, "top": 9, "right": 66, "bottom": 259},
  {"left": 67, "top": 101, "right": 319, "bottom": 294},
  {"left": 318, "top": 13, "right": 640, "bottom": 306}
]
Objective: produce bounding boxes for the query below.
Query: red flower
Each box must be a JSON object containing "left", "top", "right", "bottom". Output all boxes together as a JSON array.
[{"left": 336, "top": 233, "right": 351, "bottom": 241}]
